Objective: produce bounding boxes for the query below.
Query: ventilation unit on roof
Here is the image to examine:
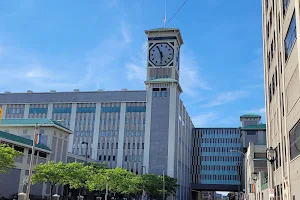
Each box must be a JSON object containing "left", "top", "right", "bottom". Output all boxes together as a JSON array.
[
  {"left": 122, "top": 88, "right": 128, "bottom": 91},
  {"left": 50, "top": 90, "right": 56, "bottom": 93},
  {"left": 4, "top": 91, "right": 10, "bottom": 94},
  {"left": 97, "top": 89, "right": 104, "bottom": 92},
  {"left": 73, "top": 89, "right": 80, "bottom": 92},
  {"left": 27, "top": 90, "right": 33, "bottom": 93}
]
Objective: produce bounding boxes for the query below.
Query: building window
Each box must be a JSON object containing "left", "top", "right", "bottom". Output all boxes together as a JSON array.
[
  {"left": 278, "top": 13, "right": 281, "bottom": 32},
  {"left": 285, "top": 12, "right": 296, "bottom": 60},
  {"left": 29, "top": 108, "right": 48, "bottom": 114},
  {"left": 283, "top": 0, "right": 290, "bottom": 16},
  {"left": 272, "top": 75, "right": 275, "bottom": 94},
  {"left": 282, "top": 93, "right": 285, "bottom": 116},
  {"left": 76, "top": 107, "right": 96, "bottom": 113},
  {"left": 271, "top": 41, "right": 274, "bottom": 59},
  {"left": 290, "top": 120, "right": 300, "bottom": 160},
  {"left": 267, "top": 52, "right": 270, "bottom": 69},
  {"left": 269, "top": 84, "right": 272, "bottom": 103}
]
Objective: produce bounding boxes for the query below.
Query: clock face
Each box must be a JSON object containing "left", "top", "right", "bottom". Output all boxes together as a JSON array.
[{"left": 149, "top": 43, "right": 174, "bottom": 66}]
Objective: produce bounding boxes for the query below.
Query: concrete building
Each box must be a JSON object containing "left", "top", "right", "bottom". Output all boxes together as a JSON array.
[
  {"left": 262, "top": 0, "right": 300, "bottom": 199},
  {"left": 191, "top": 128, "right": 242, "bottom": 192},
  {"left": 191, "top": 115, "right": 266, "bottom": 199},
  {"left": 0, "top": 28, "right": 193, "bottom": 200},
  {"left": 0, "top": 119, "right": 72, "bottom": 198},
  {"left": 244, "top": 142, "right": 268, "bottom": 200}
]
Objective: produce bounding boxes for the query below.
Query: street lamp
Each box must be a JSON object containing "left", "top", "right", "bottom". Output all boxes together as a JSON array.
[
  {"left": 251, "top": 172, "right": 258, "bottom": 200},
  {"left": 81, "top": 141, "right": 88, "bottom": 166},
  {"left": 141, "top": 166, "right": 147, "bottom": 200},
  {"left": 105, "top": 176, "right": 110, "bottom": 200},
  {"left": 25, "top": 119, "right": 63, "bottom": 200},
  {"left": 266, "top": 147, "right": 276, "bottom": 163}
]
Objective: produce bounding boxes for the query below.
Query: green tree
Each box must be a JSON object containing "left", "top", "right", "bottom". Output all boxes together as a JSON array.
[
  {"left": 86, "top": 168, "right": 107, "bottom": 196},
  {"left": 140, "top": 174, "right": 178, "bottom": 199},
  {"left": 63, "top": 162, "right": 90, "bottom": 196},
  {"left": 160, "top": 175, "right": 178, "bottom": 198},
  {"left": 140, "top": 174, "right": 162, "bottom": 198},
  {"left": 0, "top": 144, "right": 23, "bottom": 174},
  {"left": 227, "top": 192, "right": 236, "bottom": 200},
  {"left": 31, "top": 161, "right": 66, "bottom": 199}
]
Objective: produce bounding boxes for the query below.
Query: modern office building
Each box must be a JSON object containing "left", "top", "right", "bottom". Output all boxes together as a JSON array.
[
  {"left": 262, "top": 0, "right": 300, "bottom": 199},
  {"left": 0, "top": 28, "right": 193, "bottom": 200},
  {"left": 191, "top": 128, "right": 242, "bottom": 192},
  {"left": 191, "top": 114, "right": 266, "bottom": 199}
]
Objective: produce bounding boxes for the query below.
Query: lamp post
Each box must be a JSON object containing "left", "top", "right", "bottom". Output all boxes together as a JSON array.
[
  {"left": 251, "top": 172, "right": 258, "bottom": 200},
  {"left": 163, "top": 170, "right": 165, "bottom": 200},
  {"left": 81, "top": 141, "right": 88, "bottom": 166},
  {"left": 266, "top": 147, "right": 276, "bottom": 199},
  {"left": 141, "top": 166, "right": 147, "bottom": 200},
  {"left": 25, "top": 119, "right": 63, "bottom": 200},
  {"left": 105, "top": 176, "right": 110, "bottom": 200},
  {"left": 230, "top": 149, "right": 247, "bottom": 200}
]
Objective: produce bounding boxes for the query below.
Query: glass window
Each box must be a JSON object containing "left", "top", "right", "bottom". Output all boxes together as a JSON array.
[
  {"left": 283, "top": 0, "right": 290, "bottom": 15},
  {"left": 285, "top": 13, "right": 296, "bottom": 60}
]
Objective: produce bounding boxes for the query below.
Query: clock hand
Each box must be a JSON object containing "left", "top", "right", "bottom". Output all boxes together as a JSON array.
[{"left": 156, "top": 46, "right": 163, "bottom": 61}]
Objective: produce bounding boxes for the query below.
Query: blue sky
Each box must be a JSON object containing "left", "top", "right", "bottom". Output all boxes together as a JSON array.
[{"left": 0, "top": 0, "right": 265, "bottom": 128}]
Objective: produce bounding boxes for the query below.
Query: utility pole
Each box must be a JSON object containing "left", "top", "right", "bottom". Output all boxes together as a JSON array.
[{"left": 163, "top": 170, "right": 165, "bottom": 200}]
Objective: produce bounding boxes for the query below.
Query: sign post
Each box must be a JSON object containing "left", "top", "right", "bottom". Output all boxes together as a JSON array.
[{"left": 269, "top": 189, "right": 275, "bottom": 198}]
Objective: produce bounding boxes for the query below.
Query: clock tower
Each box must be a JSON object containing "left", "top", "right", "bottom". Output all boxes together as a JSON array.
[{"left": 143, "top": 28, "right": 184, "bottom": 178}]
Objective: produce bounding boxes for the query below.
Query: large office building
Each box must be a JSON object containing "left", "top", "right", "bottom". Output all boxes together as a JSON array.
[
  {"left": 0, "top": 28, "right": 193, "bottom": 200},
  {"left": 262, "top": 0, "right": 300, "bottom": 199},
  {"left": 191, "top": 115, "right": 266, "bottom": 199}
]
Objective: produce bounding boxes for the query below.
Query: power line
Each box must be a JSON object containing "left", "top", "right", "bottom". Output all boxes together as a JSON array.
[{"left": 134, "top": 0, "right": 189, "bottom": 59}]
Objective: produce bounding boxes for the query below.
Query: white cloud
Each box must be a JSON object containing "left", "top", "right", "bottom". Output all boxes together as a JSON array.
[
  {"left": 121, "top": 21, "right": 132, "bottom": 44},
  {"left": 245, "top": 107, "right": 266, "bottom": 115},
  {"left": 192, "top": 112, "right": 219, "bottom": 127},
  {"left": 180, "top": 52, "right": 210, "bottom": 96},
  {"left": 126, "top": 63, "right": 146, "bottom": 82},
  {"left": 204, "top": 90, "right": 249, "bottom": 107}
]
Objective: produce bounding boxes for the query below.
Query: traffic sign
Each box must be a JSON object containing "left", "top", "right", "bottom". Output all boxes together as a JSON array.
[{"left": 269, "top": 189, "right": 275, "bottom": 198}]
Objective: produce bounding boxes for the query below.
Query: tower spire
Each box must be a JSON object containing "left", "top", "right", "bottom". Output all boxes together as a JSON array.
[{"left": 164, "top": 0, "right": 167, "bottom": 28}]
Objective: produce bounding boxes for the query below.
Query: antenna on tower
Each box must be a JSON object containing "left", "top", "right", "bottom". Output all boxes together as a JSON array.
[{"left": 164, "top": 0, "right": 167, "bottom": 28}]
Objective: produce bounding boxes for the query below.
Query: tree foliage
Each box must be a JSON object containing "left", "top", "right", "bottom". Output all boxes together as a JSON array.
[
  {"left": 32, "top": 161, "right": 66, "bottom": 198},
  {"left": 0, "top": 143, "right": 23, "bottom": 174},
  {"left": 31, "top": 161, "right": 179, "bottom": 199}
]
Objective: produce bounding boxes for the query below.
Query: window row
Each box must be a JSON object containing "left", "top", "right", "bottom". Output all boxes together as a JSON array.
[
  {"left": 53, "top": 107, "right": 72, "bottom": 113},
  {"left": 201, "top": 147, "right": 242, "bottom": 153},
  {"left": 126, "top": 106, "right": 146, "bottom": 113},
  {"left": 77, "top": 107, "right": 96, "bottom": 113},
  {"left": 125, "top": 131, "right": 144, "bottom": 137},
  {"left": 269, "top": 67, "right": 278, "bottom": 103},
  {"left": 6, "top": 108, "right": 24, "bottom": 114},
  {"left": 153, "top": 91, "right": 168, "bottom": 98},
  {"left": 200, "top": 174, "right": 239, "bottom": 181},
  {"left": 200, "top": 138, "right": 240, "bottom": 144},
  {"left": 201, "top": 156, "right": 241, "bottom": 162},
  {"left": 29, "top": 108, "right": 48, "bottom": 114},
  {"left": 101, "top": 107, "right": 121, "bottom": 113},
  {"left": 200, "top": 165, "right": 239, "bottom": 171},
  {"left": 123, "top": 143, "right": 145, "bottom": 150},
  {"left": 99, "top": 155, "right": 116, "bottom": 162},
  {"left": 124, "top": 118, "right": 146, "bottom": 124},
  {"left": 124, "top": 155, "right": 143, "bottom": 162},
  {"left": 149, "top": 75, "right": 171, "bottom": 80}
]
